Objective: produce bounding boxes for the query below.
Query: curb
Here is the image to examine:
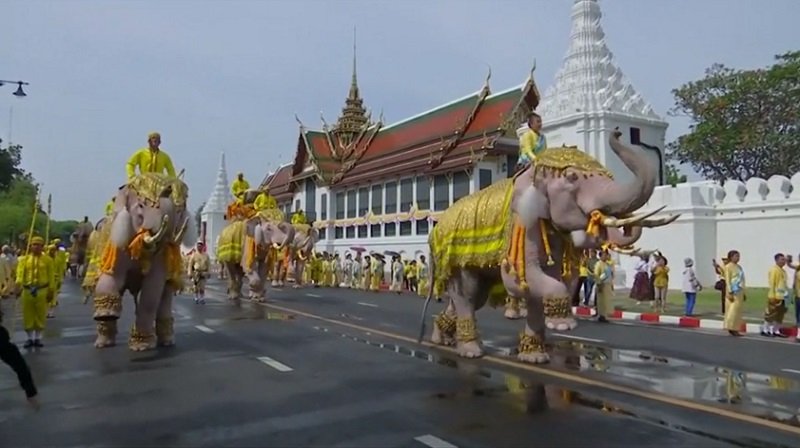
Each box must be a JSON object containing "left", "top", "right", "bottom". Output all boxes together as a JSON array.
[{"left": 571, "top": 306, "right": 799, "bottom": 338}]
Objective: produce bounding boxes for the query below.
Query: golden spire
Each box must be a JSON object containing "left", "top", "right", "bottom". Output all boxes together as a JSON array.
[{"left": 334, "top": 26, "right": 369, "bottom": 144}]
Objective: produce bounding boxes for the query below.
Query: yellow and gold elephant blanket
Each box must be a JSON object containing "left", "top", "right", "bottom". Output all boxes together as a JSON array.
[
  {"left": 217, "top": 220, "right": 246, "bottom": 263},
  {"left": 429, "top": 178, "right": 515, "bottom": 297}
]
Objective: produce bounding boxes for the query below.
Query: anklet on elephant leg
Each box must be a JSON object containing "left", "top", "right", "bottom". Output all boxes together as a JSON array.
[
  {"left": 543, "top": 296, "right": 571, "bottom": 319},
  {"left": 434, "top": 312, "right": 456, "bottom": 337},
  {"left": 456, "top": 317, "right": 479, "bottom": 343},
  {"left": 518, "top": 332, "right": 546, "bottom": 354}
]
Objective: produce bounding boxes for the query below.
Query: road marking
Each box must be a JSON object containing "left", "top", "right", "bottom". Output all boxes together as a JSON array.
[
  {"left": 781, "top": 369, "right": 800, "bottom": 375},
  {"left": 357, "top": 302, "right": 378, "bottom": 308},
  {"left": 256, "top": 302, "right": 800, "bottom": 437},
  {"left": 306, "top": 293, "right": 322, "bottom": 298},
  {"left": 195, "top": 325, "right": 215, "bottom": 334},
  {"left": 257, "top": 356, "right": 293, "bottom": 372},
  {"left": 551, "top": 334, "right": 605, "bottom": 343},
  {"left": 415, "top": 434, "right": 457, "bottom": 448}
]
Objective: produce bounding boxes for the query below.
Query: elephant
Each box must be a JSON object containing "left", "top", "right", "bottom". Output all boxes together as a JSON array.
[
  {"left": 68, "top": 219, "right": 95, "bottom": 278},
  {"left": 217, "top": 211, "right": 295, "bottom": 301},
  {"left": 420, "top": 129, "right": 679, "bottom": 364},
  {"left": 274, "top": 223, "right": 318, "bottom": 288},
  {"left": 89, "top": 173, "right": 195, "bottom": 351}
]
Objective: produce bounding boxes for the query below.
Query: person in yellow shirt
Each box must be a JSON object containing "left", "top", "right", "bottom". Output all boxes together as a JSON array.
[
  {"left": 762, "top": 253, "right": 789, "bottom": 338},
  {"left": 407, "top": 260, "right": 418, "bottom": 293},
  {"left": 517, "top": 112, "right": 547, "bottom": 171},
  {"left": 291, "top": 209, "right": 307, "bottom": 224},
  {"left": 231, "top": 172, "right": 250, "bottom": 205},
  {"left": 125, "top": 132, "right": 177, "bottom": 179},
  {"left": 15, "top": 236, "right": 56, "bottom": 348},
  {"left": 253, "top": 187, "right": 277, "bottom": 211},
  {"left": 723, "top": 250, "right": 745, "bottom": 337},
  {"left": 45, "top": 244, "right": 66, "bottom": 318},
  {"left": 592, "top": 250, "right": 613, "bottom": 322},
  {"left": 789, "top": 254, "right": 800, "bottom": 342},
  {"left": 652, "top": 255, "right": 670, "bottom": 313}
]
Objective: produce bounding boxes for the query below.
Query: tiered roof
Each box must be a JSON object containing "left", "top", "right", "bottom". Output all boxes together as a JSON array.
[{"left": 264, "top": 56, "right": 541, "bottom": 198}]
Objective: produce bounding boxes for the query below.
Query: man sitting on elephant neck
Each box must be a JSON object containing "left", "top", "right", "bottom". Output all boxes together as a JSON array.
[
  {"left": 291, "top": 209, "right": 307, "bottom": 225},
  {"left": 125, "top": 132, "right": 177, "bottom": 179},
  {"left": 517, "top": 112, "right": 547, "bottom": 172},
  {"left": 253, "top": 186, "right": 277, "bottom": 212},
  {"left": 231, "top": 172, "right": 250, "bottom": 205}
]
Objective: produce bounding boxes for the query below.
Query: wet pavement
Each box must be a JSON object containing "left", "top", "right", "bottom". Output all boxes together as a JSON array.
[{"left": 0, "top": 280, "right": 797, "bottom": 447}]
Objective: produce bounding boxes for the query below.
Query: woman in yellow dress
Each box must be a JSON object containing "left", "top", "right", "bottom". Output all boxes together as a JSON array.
[
  {"left": 723, "top": 250, "right": 745, "bottom": 337},
  {"left": 417, "top": 255, "right": 429, "bottom": 298},
  {"left": 652, "top": 255, "right": 670, "bottom": 313}
]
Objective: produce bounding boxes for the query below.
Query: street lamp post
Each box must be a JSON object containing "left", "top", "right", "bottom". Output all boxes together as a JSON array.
[{"left": 0, "top": 80, "right": 29, "bottom": 97}]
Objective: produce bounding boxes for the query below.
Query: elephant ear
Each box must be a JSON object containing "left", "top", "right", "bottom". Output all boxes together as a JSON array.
[
  {"left": 514, "top": 184, "right": 549, "bottom": 226},
  {"left": 244, "top": 217, "right": 260, "bottom": 237}
]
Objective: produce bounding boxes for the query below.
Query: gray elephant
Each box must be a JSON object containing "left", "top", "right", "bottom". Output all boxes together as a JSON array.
[
  {"left": 218, "top": 211, "right": 295, "bottom": 301},
  {"left": 421, "top": 129, "right": 678, "bottom": 364},
  {"left": 68, "top": 218, "right": 95, "bottom": 278},
  {"left": 90, "top": 173, "right": 195, "bottom": 351},
  {"left": 279, "top": 223, "right": 317, "bottom": 289}
]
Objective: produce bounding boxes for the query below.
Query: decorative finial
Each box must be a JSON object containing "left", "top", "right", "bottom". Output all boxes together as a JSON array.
[
  {"left": 320, "top": 111, "right": 330, "bottom": 130},
  {"left": 530, "top": 59, "right": 537, "bottom": 77},
  {"left": 485, "top": 64, "right": 492, "bottom": 85},
  {"left": 294, "top": 114, "right": 305, "bottom": 128},
  {"left": 378, "top": 108, "right": 384, "bottom": 123}
]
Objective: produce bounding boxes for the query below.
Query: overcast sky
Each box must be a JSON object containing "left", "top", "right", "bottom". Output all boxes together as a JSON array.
[{"left": 3, "top": 0, "right": 799, "bottom": 219}]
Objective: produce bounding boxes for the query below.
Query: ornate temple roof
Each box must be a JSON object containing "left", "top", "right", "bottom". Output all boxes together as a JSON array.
[
  {"left": 202, "top": 152, "right": 232, "bottom": 215},
  {"left": 537, "top": 0, "right": 664, "bottom": 123},
  {"left": 261, "top": 163, "right": 294, "bottom": 202}
]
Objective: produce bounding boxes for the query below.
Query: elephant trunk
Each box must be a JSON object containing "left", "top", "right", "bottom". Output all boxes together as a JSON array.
[
  {"left": 597, "top": 129, "right": 657, "bottom": 217},
  {"left": 143, "top": 215, "right": 170, "bottom": 247},
  {"left": 277, "top": 222, "right": 295, "bottom": 250}
]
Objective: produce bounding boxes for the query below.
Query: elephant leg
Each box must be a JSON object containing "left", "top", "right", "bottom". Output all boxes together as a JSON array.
[
  {"left": 293, "top": 262, "right": 305, "bottom": 289},
  {"left": 156, "top": 286, "right": 175, "bottom": 347},
  {"left": 94, "top": 320, "right": 118, "bottom": 348},
  {"left": 248, "top": 264, "right": 266, "bottom": 303},
  {"left": 504, "top": 296, "right": 522, "bottom": 320},
  {"left": 449, "top": 270, "right": 485, "bottom": 359},
  {"left": 129, "top": 267, "right": 166, "bottom": 352},
  {"left": 271, "top": 261, "right": 280, "bottom": 287},
  {"left": 93, "top": 268, "right": 127, "bottom": 348},
  {"left": 431, "top": 298, "right": 456, "bottom": 346},
  {"left": 532, "top": 268, "right": 576, "bottom": 332},
  {"left": 518, "top": 296, "right": 549, "bottom": 364}
]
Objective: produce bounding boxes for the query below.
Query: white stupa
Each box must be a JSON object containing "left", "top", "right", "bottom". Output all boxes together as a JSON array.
[
  {"left": 200, "top": 152, "right": 232, "bottom": 261},
  {"left": 522, "top": 0, "right": 668, "bottom": 185}
]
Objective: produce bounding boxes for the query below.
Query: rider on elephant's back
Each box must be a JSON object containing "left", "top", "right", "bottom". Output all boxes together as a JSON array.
[
  {"left": 125, "top": 132, "right": 176, "bottom": 179},
  {"left": 517, "top": 112, "right": 547, "bottom": 172},
  {"left": 291, "top": 210, "right": 307, "bottom": 225},
  {"left": 253, "top": 187, "right": 277, "bottom": 212}
]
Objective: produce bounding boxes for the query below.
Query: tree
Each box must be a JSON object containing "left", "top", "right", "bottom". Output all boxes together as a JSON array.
[
  {"left": 665, "top": 162, "right": 688, "bottom": 187},
  {"left": 667, "top": 51, "right": 800, "bottom": 182},
  {"left": 0, "top": 138, "right": 26, "bottom": 192},
  {"left": 0, "top": 177, "right": 78, "bottom": 246}
]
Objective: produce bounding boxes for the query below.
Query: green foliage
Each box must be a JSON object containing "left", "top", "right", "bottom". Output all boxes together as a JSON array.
[
  {"left": 665, "top": 162, "right": 688, "bottom": 187},
  {"left": 0, "top": 178, "right": 78, "bottom": 246},
  {"left": 0, "top": 138, "right": 26, "bottom": 192},
  {"left": 667, "top": 51, "right": 800, "bottom": 182}
]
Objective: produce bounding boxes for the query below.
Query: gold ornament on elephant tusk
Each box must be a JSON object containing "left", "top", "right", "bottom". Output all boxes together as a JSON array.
[
  {"left": 601, "top": 205, "right": 667, "bottom": 227},
  {"left": 172, "top": 216, "right": 189, "bottom": 244},
  {"left": 143, "top": 215, "right": 170, "bottom": 246}
]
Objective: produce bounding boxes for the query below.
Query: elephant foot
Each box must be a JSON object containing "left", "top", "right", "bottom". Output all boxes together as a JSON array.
[
  {"left": 250, "top": 294, "right": 266, "bottom": 303},
  {"left": 545, "top": 317, "right": 578, "bottom": 331},
  {"left": 520, "top": 307, "right": 528, "bottom": 318},
  {"left": 292, "top": 284, "right": 301, "bottom": 289},
  {"left": 94, "top": 321, "right": 117, "bottom": 349},
  {"left": 128, "top": 327, "right": 157, "bottom": 352},
  {"left": 544, "top": 297, "right": 575, "bottom": 331},
  {"left": 431, "top": 324, "right": 455, "bottom": 347},
  {"left": 93, "top": 293, "right": 122, "bottom": 321},
  {"left": 432, "top": 312, "right": 456, "bottom": 346},
  {"left": 517, "top": 331, "right": 549, "bottom": 364},
  {"left": 156, "top": 317, "right": 175, "bottom": 347},
  {"left": 456, "top": 340, "right": 484, "bottom": 358},
  {"left": 278, "top": 281, "right": 285, "bottom": 287},
  {"left": 271, "top": 280, "right": 279, "bottom": 287}
]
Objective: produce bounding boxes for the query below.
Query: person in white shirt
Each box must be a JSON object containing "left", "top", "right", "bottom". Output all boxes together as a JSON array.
[{"left": 682, "top": 258, "right": 702, "bottom": 316}]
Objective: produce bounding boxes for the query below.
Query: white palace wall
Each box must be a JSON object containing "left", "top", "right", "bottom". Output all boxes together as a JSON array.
[{"left": 617, "top": 173, "right": 800, "bottom": 289}]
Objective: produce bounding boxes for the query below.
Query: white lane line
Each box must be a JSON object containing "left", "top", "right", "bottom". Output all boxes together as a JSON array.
[
  {"left": 415, "top": 434, "right": 458, "bottom": 448},
  {"left": 257, "top": 356, "right": 293, "bottom": 372},
  {"left": 357, "top": 302, "right": 378, "bottom": 308},
  {"left": 781, "top": 368, "right": 800, "bottom": 375},
  {"left": 306, "top": 293, "right": 322, "bottom": 298},
  {"left": 195, "top": 325, "right": 215, "bottom": 334},
  {"left": 551, "top": 334, "right": 605, "bottom": 343}
]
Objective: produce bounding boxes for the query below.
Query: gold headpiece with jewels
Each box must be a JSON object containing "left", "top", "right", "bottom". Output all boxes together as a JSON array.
[
  {"left": 127, "top": 173, "right": 189, "bottom": 209},
  {"left": 533, "top": 147, "right": 613, "bottom": 179},
  {"left": 256, "top": 208, "right": 285, "bottom": 223}
]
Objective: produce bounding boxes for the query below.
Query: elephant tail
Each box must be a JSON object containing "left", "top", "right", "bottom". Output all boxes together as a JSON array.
[{"left": 417, "top": 255, "right": 436, "bottom": 344}]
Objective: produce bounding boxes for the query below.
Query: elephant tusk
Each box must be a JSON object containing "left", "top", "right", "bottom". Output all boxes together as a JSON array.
[
  {"left": 639, "top": 214, "right": 681, "bottom": 228},
  {"left": 143, "top": 215, "right": 170, "bottom": 246},
  {"left": 172, "top": 217, "right": 189, "bottom": 244},
  {"left": 601, "top": 205, "right": 667, "bottom": 227}
]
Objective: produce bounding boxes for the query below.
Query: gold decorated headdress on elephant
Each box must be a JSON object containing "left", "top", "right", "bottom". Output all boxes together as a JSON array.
[
  {"left": 528, "top": 146, "right": 613, "bottom": 181},
  {"left": 126, "top": 172, "right": 189, "bottom": 210}
]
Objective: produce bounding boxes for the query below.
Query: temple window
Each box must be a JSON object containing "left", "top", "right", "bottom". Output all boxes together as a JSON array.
[
  {"left": 320, "top": 193, "right": 328, "bottom": 220},
  {"left": 318, "top": 228, "right": 326, "bottom": 240},
  {"left": 304, "top": 180, "right": 317, "bottom": 221},
  {"left": 357, "top": 225, "right": 368, "bottom": 238},
  {"left": 358, "top": 187, "right": 369, "bottom": 216},
  {"left": 371, "top": 184, "right": 383, "bottom": 215},
  {"left": 346, "top": 227, "right": 355, "bottom": 239},
  {"left": 416, "top": 219, "right": 429, "bottom": 235},
  {"left": 385, "top": 222, "right": 396, "bottom": 236},
  {"left": 385, "top": 182, "right": 398, "bottom": 214},
  {"left": 335, "top": 227, "right": 343, "bottom": 239},
  {"left": 400, "top": 178, "right": 413, "bottom": 212},
  {"left": 399, "top": 221, "right": 412, "bottom": 236},
  {"left": 453, "top": 171, "right": 470, "bottom": 203},
  {"left": 416, "top": 176, "right": 431, "bottom": 210},
  {"left": 335, "top": 192, "right": 345, "bottom": 220},
  {"left": 370, "top": 224, "right": 382, "bottom": 238},
  {"left": 479, "top": 169, "right": 492, "bottom": 190},
  {"left": 295, "top": 199, "right": 301, "bottom": 212},
  {"left": 346, "top": 190, "right": 357, "bottom": 219},
  {"left": 433, "top": 175, "right": 449, "bottom": 211}
]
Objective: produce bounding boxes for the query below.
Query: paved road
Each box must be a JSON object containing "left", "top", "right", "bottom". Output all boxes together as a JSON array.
[{"left": 0, "top": 280, "right": 796, "bottom": 447}]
